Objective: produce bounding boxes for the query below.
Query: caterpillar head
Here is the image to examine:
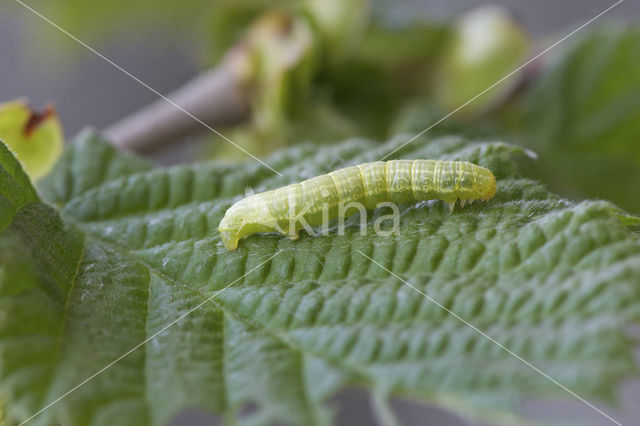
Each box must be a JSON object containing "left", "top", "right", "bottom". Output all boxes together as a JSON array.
[
  {"left": 218, "top": 213, "right": 240, "bottom": 250},
  {"left": 218, "top": 197, "right": 275, "bottom": 250},
  {"left": 218, "top": 199, "right": 249, "bottom": 250}
]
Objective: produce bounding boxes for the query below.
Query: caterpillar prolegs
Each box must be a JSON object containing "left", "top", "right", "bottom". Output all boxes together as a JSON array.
[{"left": 218, "top": 160, "right": 497, "bottom": 250}]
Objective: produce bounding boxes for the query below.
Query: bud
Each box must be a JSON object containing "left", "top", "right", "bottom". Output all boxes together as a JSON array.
[
  {"left": 0, "top": 100, "right": 63, "bottom": 180},
  {"left": 434, "top": 5, "right": 529, "bottom": 116},
  {"left": 305, "top": 0, "right": 370, "bottom": 63},
  {"left": 230, "top": 11, "right": 318, "bottom": 143}
]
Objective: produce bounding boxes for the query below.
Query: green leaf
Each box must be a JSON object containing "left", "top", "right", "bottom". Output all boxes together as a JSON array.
[
  {"left": 21, "top": 0, "right": 297, "bottom": 61},
  {"left": 2, "top": 131, "right": 640, "bottom": 425},
  {"left": 0, "top": 139, "right": 85, "bottom": 422},
  {"left": 24, "top": 0, "right": 215, "bottom": 40},
  {"left": 0, "top": 135, "right": 39, "bottom": 231},
  {"left": 520, "top": 24, "right": 640, "bottom": 213}
]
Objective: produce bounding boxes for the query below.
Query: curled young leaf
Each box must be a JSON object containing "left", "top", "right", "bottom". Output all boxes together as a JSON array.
[{"left": 0, "top": 100, "right": 63, "bottom": 181}]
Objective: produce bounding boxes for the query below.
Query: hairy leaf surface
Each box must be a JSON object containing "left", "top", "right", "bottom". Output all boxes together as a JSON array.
[{"left": 1, "top": 131, "right": 639, "bottom": 425}]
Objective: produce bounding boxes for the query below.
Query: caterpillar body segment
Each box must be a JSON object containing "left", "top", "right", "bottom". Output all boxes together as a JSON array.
[{"left": 218, "top": 160, "right": 497, "bottom": 250}]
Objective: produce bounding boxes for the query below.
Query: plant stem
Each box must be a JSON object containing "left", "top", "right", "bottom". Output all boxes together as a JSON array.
[{"left": 103, "top": 58, "right": 250, "bottom": 153}]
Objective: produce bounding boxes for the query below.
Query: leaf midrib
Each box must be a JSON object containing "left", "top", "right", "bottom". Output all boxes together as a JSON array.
[
  {"left": 37, "top": 228, "right": 86, "bottom": 417},
  {"left": 75, "top": 229, "right": 340, "bottom": 424},
  {"left": 75, "top": 226, "right": 628, "bottom": 414},
  {"left": 78, "top": 230, "right": 369, "bottom": 401}
]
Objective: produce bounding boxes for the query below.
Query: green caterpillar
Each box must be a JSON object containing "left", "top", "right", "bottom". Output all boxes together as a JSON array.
[{"left": 218, "top": 160, "right": 497, "bottom": 250}]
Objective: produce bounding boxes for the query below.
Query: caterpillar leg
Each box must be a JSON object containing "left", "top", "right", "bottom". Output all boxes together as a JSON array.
[
  {"left": 219, "top": 231, "right": 239, "bottom": 251},
  {"left": 443, "top": 196, "right": 458, "bottom": 214},
  {"left": 287, "top": 231, "right": 300, "bottom": 241}
]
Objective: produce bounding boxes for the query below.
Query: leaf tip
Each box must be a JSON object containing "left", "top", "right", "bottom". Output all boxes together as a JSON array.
[{"left": 24, "top": 103, "right": 57, "bottom": 138}]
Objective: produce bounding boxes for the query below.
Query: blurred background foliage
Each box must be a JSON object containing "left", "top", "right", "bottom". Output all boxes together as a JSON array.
[{"left": 6, "top": 0, "right": 640, "bottom": 214}]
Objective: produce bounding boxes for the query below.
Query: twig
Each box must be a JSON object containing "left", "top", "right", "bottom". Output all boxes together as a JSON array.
[{"left": 103, "top": 57, "right": 250, "bottom": 153}]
